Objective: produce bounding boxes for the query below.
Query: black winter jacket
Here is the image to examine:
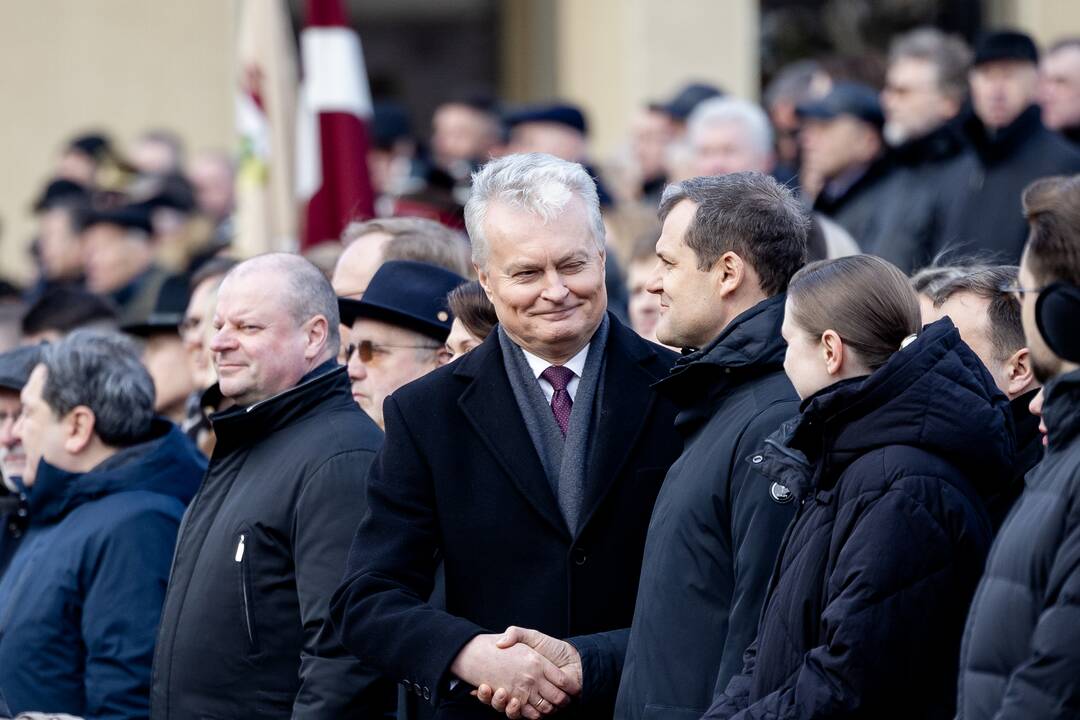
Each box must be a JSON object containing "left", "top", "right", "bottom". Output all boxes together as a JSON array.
[
  {"left": 811, "top": 155, "right": 893, "bottom": 251},
  {"left": 933, "top": 106, "right": 1080, "bottom": 264},
  {"left": 860, "top": 121, "right": 966, "bottom": 273},
  {"left": 614, "top": 294, "right": 799, "bottom": 720},
  {"left": 957, "top": 368, "right": 1080, "bottom": 719},
  {"left": 705, "top": 318, "right": 1015, "bottom": 720},
  {"left": 150, "top": 363, "right": 393, "bottom": 719}
]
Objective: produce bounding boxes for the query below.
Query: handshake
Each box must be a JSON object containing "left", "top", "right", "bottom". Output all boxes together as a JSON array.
[{"left": 451, "top": 626, "right": 583, "bottom": 719}]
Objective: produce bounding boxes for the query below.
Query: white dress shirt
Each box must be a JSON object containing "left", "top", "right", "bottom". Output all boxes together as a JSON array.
[{"left": 521, "top": 344, "right": 590, "bottom": 403}]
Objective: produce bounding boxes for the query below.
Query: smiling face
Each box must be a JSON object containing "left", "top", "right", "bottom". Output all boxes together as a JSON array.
[
  {"left": 476, "top": 198, "right": 607, "bottom": 363},
  {"left": 648, "top": 199, "right": 729, "bottom": 349},
  {"left": 209, "top": 271, "right": 314, "bottom": 406}
]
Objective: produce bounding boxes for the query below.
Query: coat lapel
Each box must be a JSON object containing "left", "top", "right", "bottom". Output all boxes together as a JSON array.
[
  {"left": 455, "top": 337, "right": 571, "bottom": 539},
  {"left": 578, "top": 321, "right": 661, "bottom": 531}
]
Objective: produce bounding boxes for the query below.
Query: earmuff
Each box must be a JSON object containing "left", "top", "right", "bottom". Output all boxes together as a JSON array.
[{"left": 1035, "top": 281, "right": 1080, "bottom": 363}]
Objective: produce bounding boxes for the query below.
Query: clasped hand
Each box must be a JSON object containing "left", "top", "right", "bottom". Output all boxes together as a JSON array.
[{"left": 451, "top": 626, "right": 583, "bottom": 719}]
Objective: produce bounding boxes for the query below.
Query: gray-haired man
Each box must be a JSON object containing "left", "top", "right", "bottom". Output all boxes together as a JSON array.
[{"left": 331, "top": 153, "right": 682, "bottom": 720}]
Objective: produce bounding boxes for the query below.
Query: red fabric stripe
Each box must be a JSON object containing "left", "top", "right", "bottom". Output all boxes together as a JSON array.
[
  {"left": 303, "top": 111, "right": 375, "bottom": 248},
  {"left": 305, "top": 0, "right": 349, "bottom": 28}
]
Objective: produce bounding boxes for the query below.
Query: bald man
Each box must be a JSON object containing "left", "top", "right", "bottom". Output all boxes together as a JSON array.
[{"left": 150, "top": 254, "right": 392, "bottom": 719}]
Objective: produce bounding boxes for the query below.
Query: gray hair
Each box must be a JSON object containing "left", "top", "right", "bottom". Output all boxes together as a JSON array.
[
  {"left": 889, "top": 27, "right": 973, "bottom": 103},
  {"left": 658, "top": 172, "right": 809, "bottom": 296},
  {"left": 39, "top": 330, "right": 155, "bottom": 447},
  {"left": 687, "top": 97, "right": 774, "bottom": 160},
  {"left": 226, "top": 253, "right": 341, "bottom": 350},
  {"left": 464, "top": 153, "right": 605, "bottom": 267}
]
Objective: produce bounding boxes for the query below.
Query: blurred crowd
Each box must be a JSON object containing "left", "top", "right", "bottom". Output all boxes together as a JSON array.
[{"left": 0, "top": 22, "right": 1078, "bottom": 720}]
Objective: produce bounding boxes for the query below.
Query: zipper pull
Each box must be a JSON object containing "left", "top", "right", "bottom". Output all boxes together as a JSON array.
[{"left": 235, "top": 534, "right": 246, "bottom": 563}]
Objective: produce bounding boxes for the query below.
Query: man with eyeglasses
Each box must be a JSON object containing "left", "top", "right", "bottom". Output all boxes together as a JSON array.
[
  {"left": 956, "top": 174, "right": 1080, "bottom": 720},
  {"left": 338, "top": 260, "right": 466, "bottom": 430}
]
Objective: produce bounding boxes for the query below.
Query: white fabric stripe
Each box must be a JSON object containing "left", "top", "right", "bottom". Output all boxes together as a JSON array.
[{"left": 299, "top": 26, "right": 372, "bottom": 117}]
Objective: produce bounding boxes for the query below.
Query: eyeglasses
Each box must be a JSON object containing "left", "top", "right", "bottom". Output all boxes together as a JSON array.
[
  {"left": 998, "top": 282, "right": 1045, "bottom": 302},
  {"left": 345, "top": 340, "right": 443, "bottom": 363},
  {"left": 179, "top": 316, "right": 201, "bottom": 335}
]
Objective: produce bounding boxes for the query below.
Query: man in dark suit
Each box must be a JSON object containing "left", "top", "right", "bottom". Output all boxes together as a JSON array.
[{"left": 330, "top": 152, "right": 682, "bottom": 720}]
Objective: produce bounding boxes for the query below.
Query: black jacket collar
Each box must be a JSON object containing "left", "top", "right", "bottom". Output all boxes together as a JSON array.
[
  {"left": 888, "top": 118, "right": 966, "bottom": 167},
  {"left": 656, "top": 293, "right": 787, "bottom": 409},
  {"left": 1044, "top": 368, "right": 1080, "bottom": 451},
  {"left": 961, "top": 104, "right": 1046, "bottom": 165},
  {"left": 211, "top": 359, "right": 349, "bottom": 449}
]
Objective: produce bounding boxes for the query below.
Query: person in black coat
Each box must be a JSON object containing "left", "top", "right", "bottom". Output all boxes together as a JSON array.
[
  {"left": 866, "top": 28, "right": 971, "bottom": 273},
  {"left": 330, "top": 153, "right": 681, "bottom": 720},
  {"left": 0, "top": 331, "right": 205, "bottom": 719},
  {"left": 488, "top": 174, "right": 808, "bottom": 720},
  {"left": 933, "top": 31, "right": 1080, "bottom": 264},
  {"left": 931, "top": 265, "right": 1043, "bottom": 529},
  {"left": 600, "top": 173, "right": 805, "bottom": 720},
  {"left": 150, "top": 255, "right": 392, "bottom": 719},
  {"left": 955, "top": 174, "right": 1080, "bottom": 719},
  {"left": 705, "top": 255, "right": 1015, "bottom": 720},
  {"left": 798, "top": 82, "right": 892, "bottom": 251}
]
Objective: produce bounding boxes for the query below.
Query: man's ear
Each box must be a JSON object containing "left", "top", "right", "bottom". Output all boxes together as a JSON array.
[
  {"left": 64, "top": 406, "right": 97, "bottom": 455},
  {"left": 1005, "top": 347, "right": 1037, "bottom": 397},
  {"left": 713, "top": 251, "right": 745, "bottom": 299},
  {"left": 476, "top": 265, "right": 494, "bottom": 301},
  {"left": 304, "top": 315, "right": 331, "bottom": 361}
]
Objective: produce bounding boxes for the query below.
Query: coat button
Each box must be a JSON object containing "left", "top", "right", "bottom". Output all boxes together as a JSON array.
[
  {"left": 423, "top": 687, "right": 431, "bottom": 700},
  {"left": 572, "top": 547, "right": 587, "bottom": 565},
  {"left": 752, "top": 455, "right": 763, "bottom": 464},
  {"left": 413, "top": 682, "right": 423, "bottom": 696}
]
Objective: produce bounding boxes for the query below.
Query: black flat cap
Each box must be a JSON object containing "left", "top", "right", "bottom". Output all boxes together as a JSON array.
[
  {"left": 338, "top": 260, "right": 467, "bottom": 342},
  {"left": 121, "top": 275, "right": 190, "bottom": 337},
  {"left": 974, "top": 30, "right": 1038, "bottom": 66},
  {"left": 505, "top": 103, "right": 588, "bottom": 135},
  {"left": 650, "top": 82, "right": 724, "bottom": 121},
  {"left": 0, "top": 345, "right": 44, "bottom": 392},
  {"left": 81, "top": 202, "right": 154, "bottom": 235},
  {"left": 796, "top": 81, "right": 884, "bottom": 128},
  {"left": 33, "top": 179, "right": 90, "bottom": 213}
]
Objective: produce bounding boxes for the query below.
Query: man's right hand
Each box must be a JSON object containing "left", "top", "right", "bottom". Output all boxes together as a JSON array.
[{"left": 451, "top": 634, "right": 576, "bottom": 720}]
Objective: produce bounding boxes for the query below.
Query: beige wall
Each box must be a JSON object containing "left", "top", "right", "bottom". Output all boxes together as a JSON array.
[
  {"left": 989, "top": 0, "right": 1080, "bottom": 46},
  {"left": 555, "top": 0, "right": 758, "bottom": 159},
  {"left": 0, "top": 0, "right": 235, "bottom": 282}
]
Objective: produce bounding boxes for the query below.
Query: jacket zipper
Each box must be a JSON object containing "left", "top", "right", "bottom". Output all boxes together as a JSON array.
[{"left": 235, "top": 534, "right": 256, "bottom": 649}]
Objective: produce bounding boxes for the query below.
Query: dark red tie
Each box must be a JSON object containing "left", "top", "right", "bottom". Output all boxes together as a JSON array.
[{"left": 541, "top": 365, "right": 575, "bottom": 436}]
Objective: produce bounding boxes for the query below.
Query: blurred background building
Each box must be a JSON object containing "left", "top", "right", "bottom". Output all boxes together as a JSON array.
[{"left": 0, "top": 0, "right": 1077, "bottom": 281}]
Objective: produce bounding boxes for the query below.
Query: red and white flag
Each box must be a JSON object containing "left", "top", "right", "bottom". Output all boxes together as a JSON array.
[
  {"left": 297, "top": 0, "right": 376, "bottom": 250},
  {"left": 235, "top": 0, "right": 299, "bottom": 256}
]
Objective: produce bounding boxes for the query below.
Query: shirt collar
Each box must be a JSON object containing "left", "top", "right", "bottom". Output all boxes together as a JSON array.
[{"left": 521, "top": 342, "right": 590, "bottom": 380}]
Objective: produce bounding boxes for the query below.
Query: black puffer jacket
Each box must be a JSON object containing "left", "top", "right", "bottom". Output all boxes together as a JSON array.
[
  {"left": 704, "top": 318, "right": 1015, "bottom": 720},
  {"left": 957, "top": 368, "right": 1080, "bottom": 719}
]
